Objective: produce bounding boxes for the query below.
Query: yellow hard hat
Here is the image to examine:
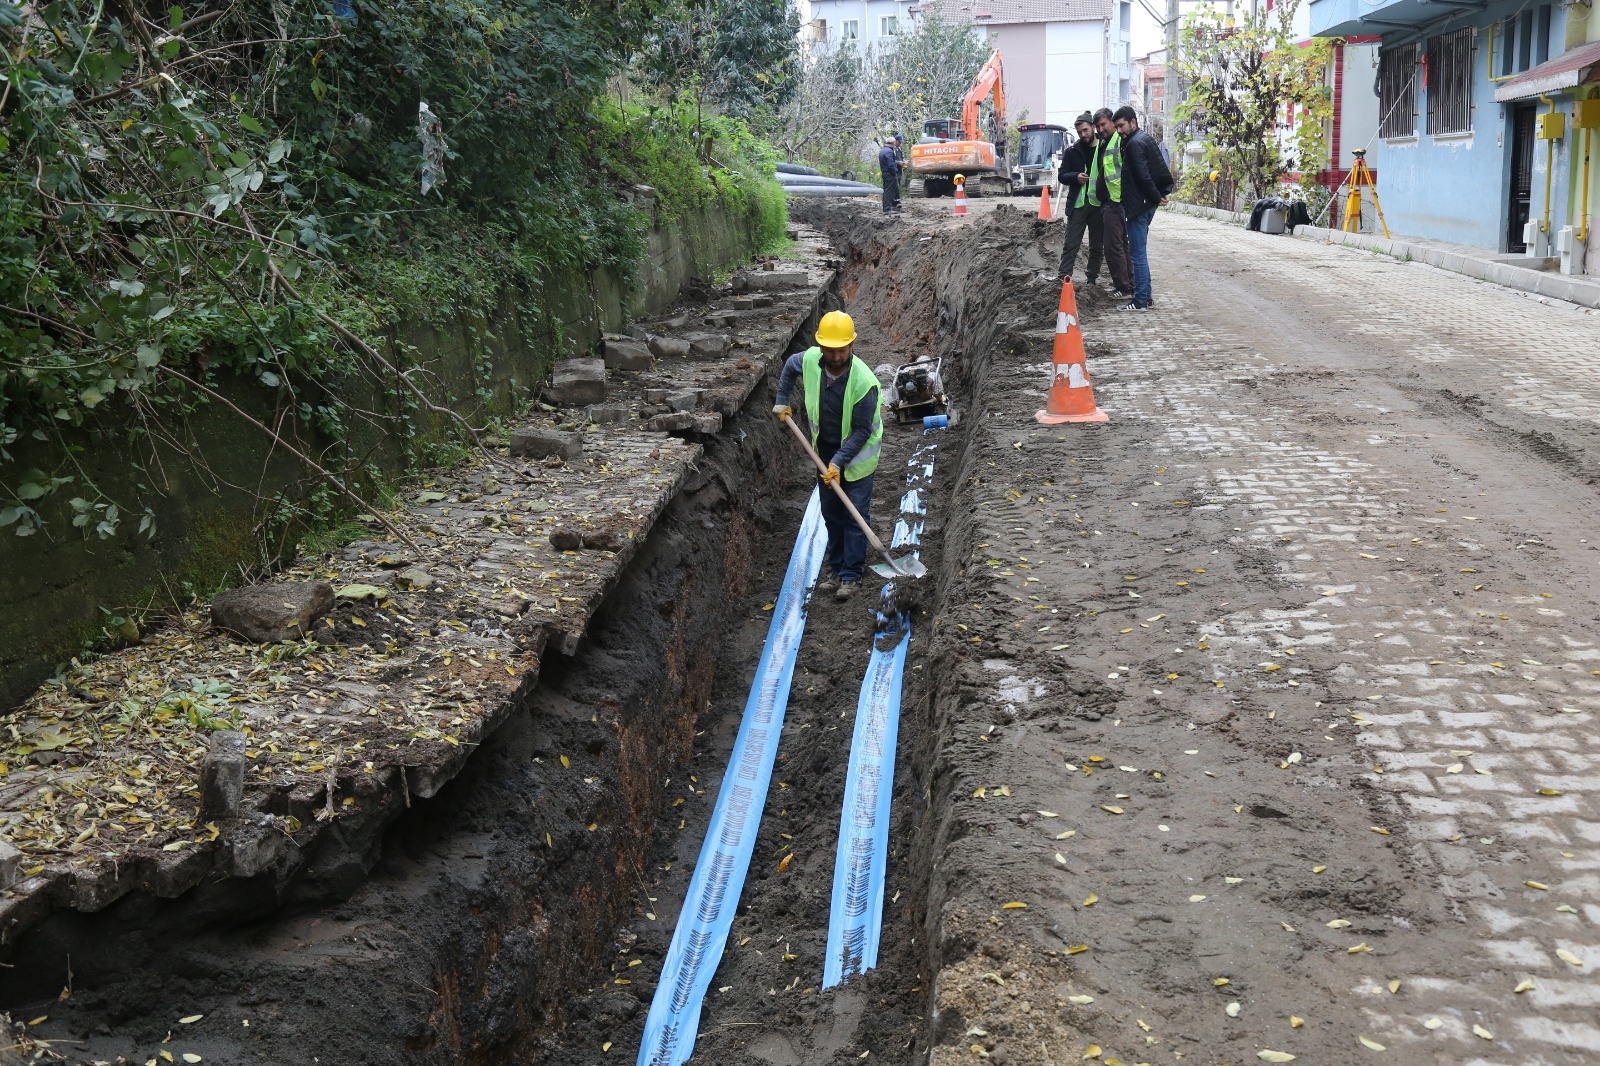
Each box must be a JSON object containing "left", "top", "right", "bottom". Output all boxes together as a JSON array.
[{"left": 815, "top": 310, "right": 857, "bottom": 348}]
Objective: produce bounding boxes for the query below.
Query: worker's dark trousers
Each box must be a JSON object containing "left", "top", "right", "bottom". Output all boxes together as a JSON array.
[
  {"left": 1102, "top": 201, "right": 1134, "bottom": 293},
  {"left": 1058, "top": 203, "right": 1104, "bottom": 282},
  {"left": 881, "top": 179, "right": 901, "bottom": 214},
  {"left": 819, "top": 472, "right": 874, "bottom": 583}
]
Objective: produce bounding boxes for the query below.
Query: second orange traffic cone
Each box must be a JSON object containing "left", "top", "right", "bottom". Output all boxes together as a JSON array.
[
  {"left": 1038, "top": 185, "right": 1053, "bottom": 221},
  {"left": 953, "top": 175, "right": 968, "bottom": 217},
  {"left": 1034, "top": 279, "right": 1108, "bottom": 424}
]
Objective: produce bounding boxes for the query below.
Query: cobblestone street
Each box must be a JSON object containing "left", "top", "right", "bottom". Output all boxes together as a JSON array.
[{"left": 959, "top": 210, "right": 1600, "bottom": 1063}]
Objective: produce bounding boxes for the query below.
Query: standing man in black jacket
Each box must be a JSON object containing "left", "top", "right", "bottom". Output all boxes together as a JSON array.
[
  {"left": 1112, "top": 106, "right": 1175, "bottom": 311},
  {"left": 1055, "top": 113, "right": 1104, "bottom": 285},
  {"left": 878, "top": 135, "right": 903, "bottom": 215}
]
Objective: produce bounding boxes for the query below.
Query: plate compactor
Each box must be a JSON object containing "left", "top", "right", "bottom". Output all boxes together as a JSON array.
[{"left": 889, "top": 355, "right": 947, "bottom": 424}]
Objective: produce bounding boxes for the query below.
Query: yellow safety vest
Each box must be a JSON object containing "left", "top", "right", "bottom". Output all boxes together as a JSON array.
[{"left": 800, "top": 347, "right": 882, "bottom": 481}]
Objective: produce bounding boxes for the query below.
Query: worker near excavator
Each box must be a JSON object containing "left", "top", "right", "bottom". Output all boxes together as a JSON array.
[
  {"left": 1057, "top": 112, "right": 1103, "bottom": 286},
  {"left": 878, "top": 135, "right": 903, "bottom": 215},
  {"left": 772, "top": 311, "right": 883, "bottom": 603},
  {"left": 1091, "top": 108, "right": 1135, "bottom": 299}
]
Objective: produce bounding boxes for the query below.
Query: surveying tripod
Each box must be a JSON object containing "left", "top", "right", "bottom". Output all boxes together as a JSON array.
[{"left": 1342, "top": 148, "right": 1391, "bottom": 239}]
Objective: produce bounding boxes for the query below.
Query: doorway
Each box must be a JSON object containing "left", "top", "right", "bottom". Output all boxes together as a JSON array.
[{"left": 1507, "top": 103, "right": 1536, "bottom": 252}]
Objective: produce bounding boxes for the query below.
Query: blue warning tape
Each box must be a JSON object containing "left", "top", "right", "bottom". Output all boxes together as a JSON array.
[
  {"left": 637, "top": 488, "right": 828, "bottom": 1066},
  {"left": 822, "top": 431, "right": 941, "bottom": 988}
]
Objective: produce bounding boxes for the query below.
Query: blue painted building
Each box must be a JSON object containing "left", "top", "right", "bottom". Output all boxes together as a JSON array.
[{"left": 1311, "top": 0, "right": 1600, "bottom": 270}]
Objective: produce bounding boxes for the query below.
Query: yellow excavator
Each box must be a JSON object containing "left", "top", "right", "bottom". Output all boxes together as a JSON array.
[{"left": 909, "top": 50, "right": 1012, "bottom": 198}]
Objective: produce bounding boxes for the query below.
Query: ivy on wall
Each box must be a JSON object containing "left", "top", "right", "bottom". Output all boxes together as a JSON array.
[{"left": 0, "top": 0, "right": 787, "bottom": 547}]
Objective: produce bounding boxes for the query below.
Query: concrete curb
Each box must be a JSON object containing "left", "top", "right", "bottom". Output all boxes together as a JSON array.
[
  {"left": 1167, "top": 200, "right": 1600, "bottom": 311},
  {"left": 1290, "top": 225, "right": 1600, "bottom": 310}
]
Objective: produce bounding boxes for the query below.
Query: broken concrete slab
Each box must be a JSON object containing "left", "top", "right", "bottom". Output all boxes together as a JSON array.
[
  {"left": 395, "top": 566, "right": 434, "bottom": 591},
  {"left": 747, "top": 271, "right": 808, "bottom": 290},
  {"left": 690, "top": 412, "right": 724, "bottom": 434},
  {"left": 587, "top": 403, "right": 630, "bottom": 424},
  {"left": 201, "top": 730, "right": 247, "bottom": 819},
  {"left": 666, "top": 390, "right": 703, "bottom": 413},
  {"left": 644, "top": 411, "right": 696, "bottom": 433},
  {"left": 0, "top": 838, "right": 19, "bottom": 890},
  {"left": 648, "top": 335, "right": 693, "bottom": 360},
  {"left": 603, "top": 337, "right": 654, "bottom": 372},
  {"left": 642, "top": 388, "right": 672, "bottom": 404},
  {"left": 212, "top": 581, "right": 334, "bottom": 643},
  {"left": 688, "top": 334, "right": 731, "bottom": 357},
  {"left": 509, "top": 427, "right": 583, "bottom": 460},
  {"left": 548, "top": 358, "right": 607, "bottom": 406}
]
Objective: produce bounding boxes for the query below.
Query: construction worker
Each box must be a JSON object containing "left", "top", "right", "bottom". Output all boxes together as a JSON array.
[
  {"left": 879, "top": 135, "right": 904, "bottom": 215},
  {"left": 772, "top": 311, "right": 883, "bottom": 602},
  {"left": 1057, "top": 112, "right": 1103, "bottom": 285},
  {"left": 1092, "top": 108, "right": 1135, "bottom": 299},
  {"left": 1112, "top": 106, "right": 1175, "bottom": 312}
]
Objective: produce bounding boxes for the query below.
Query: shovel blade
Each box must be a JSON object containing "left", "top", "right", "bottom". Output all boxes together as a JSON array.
[{"left": 870, "top": 555, "right": 927, "bottom": 580}]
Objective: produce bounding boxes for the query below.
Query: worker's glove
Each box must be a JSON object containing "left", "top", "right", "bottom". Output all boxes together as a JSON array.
[
  {"left": 772, "top": 404, "right": 791, "bottom": 422},
  {"left": 821, "top": 463, "right": 841, "bottom": 486}
]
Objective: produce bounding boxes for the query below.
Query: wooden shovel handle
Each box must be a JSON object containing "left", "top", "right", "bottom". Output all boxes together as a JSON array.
[{"left": 781, "top": 414, "right": 891, "bottom": 555}]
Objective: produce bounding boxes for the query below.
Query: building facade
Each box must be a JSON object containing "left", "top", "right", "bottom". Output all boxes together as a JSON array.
[
  {"left": 944, "top": 0, "right": 1137, "bottom": 126},
  {"left": 801, "top": 0, "right": 920, "bottom": 55},
  {"left": 1311, "top": 0, "right": 1599, "bottom": 271}
]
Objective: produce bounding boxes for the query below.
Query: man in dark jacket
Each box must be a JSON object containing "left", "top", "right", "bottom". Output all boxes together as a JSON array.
[
  {"left": 1092, "top": 108, "right": 1135, "bottom": 297},
  {"left": 1112, "top": 106, "right": 1175, "bottom": 311},
  {"left": 878, "top": 136, "right": 903, "bottom": 215},
  {"left": 1056, "top": 113, "right": 1103, "bottom": 285}
]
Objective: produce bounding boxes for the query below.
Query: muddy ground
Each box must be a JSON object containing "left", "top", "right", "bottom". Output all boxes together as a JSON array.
[{"left": 10, "top": 198, "right": 1600, "bottom": 1066}]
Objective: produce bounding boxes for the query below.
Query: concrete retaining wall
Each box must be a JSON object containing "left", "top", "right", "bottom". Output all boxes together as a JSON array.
[{"left": 0, "top": 199, "right": 767, "bottom": 709}]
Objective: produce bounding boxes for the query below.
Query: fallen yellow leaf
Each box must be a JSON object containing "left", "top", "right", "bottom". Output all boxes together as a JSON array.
[
  {"left": 1326, "top": 919, "right": 1351, "bottom": 928},
  {"left": 1258, "top": 1052, "right": 1296, "bottom": 1063},
  {"left": 1002, "top": 901, "right": 1028, "bottom": 910},
  {"left": 1289, "top": 1015, "right": 1303, "bottom": 1028},
  {"left": 1472, "top": 1024, "right": 1493, "bottom": 1040},
  {"left": 1068, "top": 994, "right": 1095, "bottom": 1005},
  {"left": 1082, "top": 892, "right": 1098, "bottom": 907},
  {"left": 1557, "top": 948, "right": 1584, "bottom": 966},
  {"left": 1063, "top": 944, "right": 1089, "bottom": 955},
  {"left": 1423, "top": 1017, "right": 1443, "bottom": 1030},
  {"left": 1514, "top": 979, "right": 1535, "bottom": 993},
  {"left": 1387, "top": 979, "right": 1400, "bottom": 993},
  {"left": 1526, "top": 880, "right": 1549, "bottom": 891},
  {"left": 777, "top": 853, "right": 794, "bottom": 873},
  {"left": 1359, "top": 1035, "right": 1386, "bottom": 1051},
  {"left": 1100, "top": 805, "right": 1124, "bottom": 815},
  {"left": 1348, "top": 943, "right": 1372, "bottom": 954},
  {"left": 1083, "top": 1044, "right": 1102, "bottom": 1059}
]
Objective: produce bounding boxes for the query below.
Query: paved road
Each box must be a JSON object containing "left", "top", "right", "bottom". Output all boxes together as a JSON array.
[{"left": 1054, "top": 211, "right": 1600, "bottom": 1062}]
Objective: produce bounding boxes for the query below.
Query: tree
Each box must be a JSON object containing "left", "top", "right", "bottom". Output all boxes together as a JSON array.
[
  {"left": 773, "top": 47, "right": 867, "bottom": 170},
  {"left": 1172, "top": 0, "right": 1333, "bottom": 203},
  {"left": 637, "top": 0, "right": 800, "bottom": 121},
  {"left": 862, "top": 1, "right": 988, "bottom": 146}
]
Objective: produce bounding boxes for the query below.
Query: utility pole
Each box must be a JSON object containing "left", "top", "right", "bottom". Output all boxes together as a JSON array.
[{"left": 1164, "top": 0, "right": 1180, "bottom": 159}]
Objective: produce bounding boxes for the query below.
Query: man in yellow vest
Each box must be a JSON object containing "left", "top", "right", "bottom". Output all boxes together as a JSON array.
[
  {"left": 772, "top": 310, "right": 884, "bottom": 602},
  {"left": 1092, "top": 108, "right": 1135, "bottom": 298}
]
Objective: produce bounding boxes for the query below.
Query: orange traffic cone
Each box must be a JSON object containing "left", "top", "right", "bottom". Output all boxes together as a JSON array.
[
  {"left": 1038, "top": 185, "right": 1053, "bottom": 221},
  {"left": 953, "top": 175, "right": 968, "bottom": 217},
  {"left": 1034, "top": 279, "right": 1108, "bottom": 424}
]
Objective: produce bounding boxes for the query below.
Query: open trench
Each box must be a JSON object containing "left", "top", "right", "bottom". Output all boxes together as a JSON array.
[{"left": 2, "top": 203, "right": 1062, "bottom": 1065}]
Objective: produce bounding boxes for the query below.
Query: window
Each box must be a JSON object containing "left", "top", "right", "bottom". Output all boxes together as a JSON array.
[
  {"left": 1427, "top": 29, "right": 1473, "bottom": 135},
  {"left": 1120, "top": 1, "right": 1131, "bottom": 32},
  {"left": 1378, "top": 43, "right": 1419, "bottom": 139},
  {"left": 842, "top": 19, "right": 859, "bottom": 43},
  {"left": 1499, "top": 6, "right": 1552, "bottom": 76},
  {"left": 881, "top": 15, "right": 898, "bottom": 36}
]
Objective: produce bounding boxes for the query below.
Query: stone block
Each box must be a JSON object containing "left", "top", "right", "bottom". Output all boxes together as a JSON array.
[
  {"left": 747, "top": 271, "right": 808, "bottom": 290},
  {"left": 688, "top": 333, "right": 731, "bottom": 357},
  {"left": 587, "top": 403, "right": 630, "bottom": 424},
  {"left": 690, "top": 412, "right": 724, "bottom": 434},
  {"left": 666, "top": 390, "right": 703, "bottom": 413},
  {"left": 510, "top": 427, "right": 583, "bottom": 460},
  {"left": 212, "top": 580, "right": 333, "bottom": 643},
  {"left": 201, "top": 730, "right": 247, "bottom": 819},
  {"left": 0, "top": 838, "right": 19, "bottom": 890},
  {"left": 603, "top": 338, "right": 654, "bottom": 372},
  {"left": 644, "top": 411, "right": 696, "bottom": 433},
  {"left": 642, "top": 388, "right": 672, "bottom": 404},
  {"left": 648, "top": 335, "right": 692, "bottom": 359},
  {"left": 548, "top": 358, "right": 607, "bottom": 406}
]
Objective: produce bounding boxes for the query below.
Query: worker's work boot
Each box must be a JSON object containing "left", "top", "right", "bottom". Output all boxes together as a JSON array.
[
  {"left": 835, "top": 581, "right": 858, "bottom": 602},
  {"left": 816, "top": 575, "right": 839, "bottom": 596}
]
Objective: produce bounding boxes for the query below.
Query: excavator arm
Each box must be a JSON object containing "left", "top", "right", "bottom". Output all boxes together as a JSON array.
[{"left": 960, "top": 52, "right": 1005, "bottom": 144}]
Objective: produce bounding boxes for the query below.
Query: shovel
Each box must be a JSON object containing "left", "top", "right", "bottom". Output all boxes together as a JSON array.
[{"left": 781, "top": 415, "right": 927, "bottom": 581}]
